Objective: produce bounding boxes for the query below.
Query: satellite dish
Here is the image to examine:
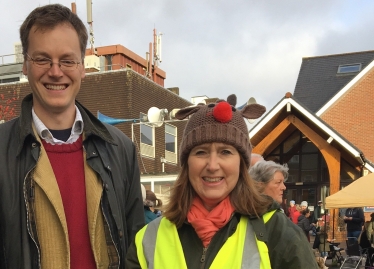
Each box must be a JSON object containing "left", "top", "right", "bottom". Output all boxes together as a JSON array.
[
  {"left": 147, "top": 107, "right": 168, "bottom": 127},
  {"left": 169, "top": 108, "right": 180, "bottom": 119},
  {"left": 247, "top": 97, "right": 257, "bottom": 105}
]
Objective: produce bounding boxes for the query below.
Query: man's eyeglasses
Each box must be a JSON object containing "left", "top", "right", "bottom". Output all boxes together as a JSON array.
[{"left": 26, "top": 53, "right": 81, "bottom": 71}]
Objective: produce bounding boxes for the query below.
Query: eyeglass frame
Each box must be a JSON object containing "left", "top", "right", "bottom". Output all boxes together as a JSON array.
[{"left": 25, "top": 53, "right": 82, "bottom": 71}]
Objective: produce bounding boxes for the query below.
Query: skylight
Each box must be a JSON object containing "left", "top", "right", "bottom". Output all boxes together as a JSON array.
[{"left": 337, "top": 63, "right": 361, "bottom": 74}]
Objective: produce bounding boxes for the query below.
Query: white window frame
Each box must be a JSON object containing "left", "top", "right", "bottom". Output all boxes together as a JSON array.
[
  {"left": 140, "top": 113, "right": 155, "bottom": 158},
  {"left": 165, "top": 123, "right": 177, "bottom": 163}
]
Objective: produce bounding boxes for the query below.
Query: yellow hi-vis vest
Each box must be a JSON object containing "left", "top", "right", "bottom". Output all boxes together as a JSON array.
[{"left": 135, "top": 210, "right": 276, "bottom": 269}]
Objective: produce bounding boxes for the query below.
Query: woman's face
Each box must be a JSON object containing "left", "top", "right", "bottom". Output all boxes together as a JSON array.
[
  {"left": 263, "top": 171, "right": 286, "bottom": 204},
  {"left": 188, "top": 142, "right": 240, "bottom": 211}
]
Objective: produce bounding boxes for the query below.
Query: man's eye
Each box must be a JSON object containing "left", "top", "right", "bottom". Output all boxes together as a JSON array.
[
  {"left": 34, "top": 58, "right": 50, "bottom": 64},
  {"left": 60, "top": 60, "right": 76, "bottom": 66}
]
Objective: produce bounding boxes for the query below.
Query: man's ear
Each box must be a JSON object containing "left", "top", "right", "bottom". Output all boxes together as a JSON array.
[
  {"left": 80, "top": 60, "right": 85, "bottom": 79},
  {"left": 22, "top": 61, "right": 28, "bottom": 75}
]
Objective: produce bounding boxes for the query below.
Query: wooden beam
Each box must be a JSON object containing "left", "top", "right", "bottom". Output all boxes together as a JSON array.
[{"left": 252, "top": 117, "right": 296, "bottom": 156}]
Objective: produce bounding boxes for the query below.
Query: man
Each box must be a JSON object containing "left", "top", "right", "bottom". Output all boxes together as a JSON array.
[
  {"left": 0, "top": 4, "right": 144, "bottom": 268},
  {"left": 344, "top": 207, "right": 365, "bottom": 240},
  {"left": 314, "top": 200, "right": 323, "bottom": 221}
]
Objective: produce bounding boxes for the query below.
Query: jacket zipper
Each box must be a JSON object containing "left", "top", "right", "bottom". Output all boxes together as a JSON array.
[
  {"left": 197, "top": 212, "right": 237, "bottom": 269},
  {"left": 200, "top": 247, "right": 208, "bottom": 269},
  {"left": 23, "top": 164, "right": 41, "bottom": 268}
]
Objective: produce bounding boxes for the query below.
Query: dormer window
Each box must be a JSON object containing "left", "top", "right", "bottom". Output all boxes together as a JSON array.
[{"left": 337, "top": 63, "right": 361, "bottom": 74}]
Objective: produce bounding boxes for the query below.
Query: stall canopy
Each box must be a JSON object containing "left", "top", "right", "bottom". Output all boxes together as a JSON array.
[{"left": 325, "top": 172, "right": 374, "bottom": 209}]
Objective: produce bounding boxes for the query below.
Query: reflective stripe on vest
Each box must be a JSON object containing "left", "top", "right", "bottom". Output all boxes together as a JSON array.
[{"left": 135, "top": 210, "right": 277, "bottom": 269}]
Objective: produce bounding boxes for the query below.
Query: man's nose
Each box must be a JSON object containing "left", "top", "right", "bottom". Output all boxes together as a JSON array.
[{"left": 47, "top": 62, "right": 64, "bottom": 77}]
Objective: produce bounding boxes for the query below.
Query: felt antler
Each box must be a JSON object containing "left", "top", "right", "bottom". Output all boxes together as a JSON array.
[
  {"left": 174, "top": 105, "right": 202, "bottom": 120},
  {"left": 226, "top": 94, "right": 237, "bottom": 107},
  {"left": 241, "top": 103, "right": 266, "bottom": 119}
]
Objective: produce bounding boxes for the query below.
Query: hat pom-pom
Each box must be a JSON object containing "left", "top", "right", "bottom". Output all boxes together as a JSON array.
[{"left": 213, "top": 102, "right": 232, "bottom": 123}]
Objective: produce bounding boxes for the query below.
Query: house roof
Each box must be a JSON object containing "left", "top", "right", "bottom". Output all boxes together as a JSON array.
[
  {"left": 293, "top": 50, "right": 374, "bottom": 113},
  {"left": 249, "top": 93, "right": 374, "bottom": 172}
]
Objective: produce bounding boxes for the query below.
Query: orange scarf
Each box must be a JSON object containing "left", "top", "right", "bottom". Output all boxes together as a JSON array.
[{"left": 187, "top": 196, "right": 235, "bottom": 247}]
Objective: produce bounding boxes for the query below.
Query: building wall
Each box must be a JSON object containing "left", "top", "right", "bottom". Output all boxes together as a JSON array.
[
  {"left": 320, "top": 69, "right": 374, "bottom": 163},
  {"left": 88, "top": 44, "right": 166, "bottom": 87},
  {"left": 77, "top": 69, "right": 190, "bottom": 175},
  {"left": 0, "top": 69, "right": 191, "bottom": 177}
]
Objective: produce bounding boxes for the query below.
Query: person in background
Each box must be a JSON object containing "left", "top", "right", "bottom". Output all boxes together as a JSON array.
[
  {"left": 249, "top": 160, "right": 288, "bottom": 204},
  {"left": 291, "top": 204, "right": 302, "bottom": 225},
  {"left": 301, "top": 200, "right": 308, "bottom": 211},
  {"left": 314, "top": 200, "right": 323, "bottom": 221},
  {"left": 125, "top": 95, "right": 318, "bottom": 268},
  {"left": 300, "top": 200, "right": 317, "bottom": 236},
  {"left": 281, "top": 197, "right": 289, "bottom": 217},
  {"left": 250, "top": 153, "right": 264, "bottom": 167},
  {"left": 288, "top": 200, "right": 296, "bottom": 220},
  {"left": 144, "top": 189, "right": 163, "bottom": 224},
  {"left": 0, "top": 4, "right": 144, "bottom": 268},
  {"left": 313, "top": 225, "right": 330, "bottom": 259},
  {"left": 344, "top": 207, "right": 365, "bottom": 240},
  {"left": 360, "top": 213, "right": 374, "bottom": 267},
  {"left": 298, "top": 209, "right": 316, "bottom": 242}
]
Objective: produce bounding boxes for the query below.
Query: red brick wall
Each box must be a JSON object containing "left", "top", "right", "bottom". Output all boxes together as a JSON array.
[{"left": 320, "top": 69, "right": 374, "bottom": 163}]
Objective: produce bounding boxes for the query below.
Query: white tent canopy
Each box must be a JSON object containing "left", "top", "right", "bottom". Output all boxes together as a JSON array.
[{"left": 325, "top": 172, "right": 374, "bottom": 209}]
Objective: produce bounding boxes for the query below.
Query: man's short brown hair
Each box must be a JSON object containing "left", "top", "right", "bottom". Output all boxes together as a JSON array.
[{"left": 20, "top": 4, "right": 88, "bottom": 59}]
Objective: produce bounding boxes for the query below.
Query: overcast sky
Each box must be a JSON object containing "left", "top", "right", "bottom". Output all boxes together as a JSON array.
[{"left": 1, "top": 0, "right": 374, "bottom": 113}]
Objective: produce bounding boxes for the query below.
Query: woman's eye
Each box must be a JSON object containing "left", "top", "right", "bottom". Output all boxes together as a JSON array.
[
  {"left": 221, "top": 149, "right": 232, "bottom": 155},
  {"left": 195, "top": 150, "right": 206, "bottom": 155}
]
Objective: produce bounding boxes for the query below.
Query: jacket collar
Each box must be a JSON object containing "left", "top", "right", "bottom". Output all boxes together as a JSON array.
[{"left": 17, "top": 93, "right": 116, "bottom": 155}]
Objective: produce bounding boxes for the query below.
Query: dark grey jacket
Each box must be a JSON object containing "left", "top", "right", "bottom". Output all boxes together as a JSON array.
[
  {"left": 125, "top": 203, "right": 318, "bottom": 268},
  {"left": 297, "top": 214, "right": 313, "bottom": 237},
  {"left": 0, "top": 94, "right": 145, "bottom": 269}
]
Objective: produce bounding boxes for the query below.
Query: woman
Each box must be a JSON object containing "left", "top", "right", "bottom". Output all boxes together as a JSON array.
[
  {"left": 249, "top": 160, "right": 288, "bottom": 204},
  {"left": 297, "top": 208, "right": 316, "bottom": 242},
  {"left": 288, "top": 200, "right": 296, "bottom": 220},
  {"left": 126, "top": 96, "right": 317, "bottom": 268},
  {"left": 144, "top": 190, "right": 163, "bottom": 224},
  {"left": 291, "top": 204, "right": 302, "bottom": 224}
]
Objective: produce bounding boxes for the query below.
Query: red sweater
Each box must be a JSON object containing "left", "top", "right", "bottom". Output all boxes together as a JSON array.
[{"left": 43, "top": 137, "right": 96, "bottom": 269}]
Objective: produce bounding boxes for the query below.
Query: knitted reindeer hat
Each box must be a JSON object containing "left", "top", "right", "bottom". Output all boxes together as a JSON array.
[{"left": 175, "top": 94, "right": 266, "bottom": 167}]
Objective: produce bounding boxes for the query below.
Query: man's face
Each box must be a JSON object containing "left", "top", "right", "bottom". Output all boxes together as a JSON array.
[{"left": 22, "top": 23, "right": 85, "bottom": 125}]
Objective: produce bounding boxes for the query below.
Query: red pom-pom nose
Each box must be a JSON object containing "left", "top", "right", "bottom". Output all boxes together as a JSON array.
[{"left": 213, "top": 102, "right": 232, "bottom": 123}]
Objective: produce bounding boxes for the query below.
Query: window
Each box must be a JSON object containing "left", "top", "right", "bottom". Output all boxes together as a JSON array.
[
  {"left": 106, "top": 55, "right": 112, "bottom": 71},
  {"left": 140, "top": 118, "right": 155, "bottom": 158},
  {"left": 165, "top": 124, "right": 177, "bottom": 163},
  {"left": 141, "top": 124, "right": 153, "bottom": 146},
  {"left": 165, "top": 124, "right": 176, "bottom": 153},
  {"left": 337, "top": 63, "right": 361, "bottom": 74}
]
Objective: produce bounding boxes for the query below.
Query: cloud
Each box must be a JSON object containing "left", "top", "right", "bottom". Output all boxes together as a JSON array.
[{"left": 2, "top": 0, "right": 374, "bottom": 111}]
